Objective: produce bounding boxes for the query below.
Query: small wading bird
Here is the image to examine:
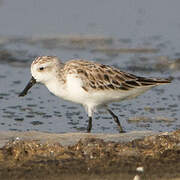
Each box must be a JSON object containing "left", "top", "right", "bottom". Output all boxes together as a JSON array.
[{"left": 19, "top": 56, "right": 171, "bottom": 133}]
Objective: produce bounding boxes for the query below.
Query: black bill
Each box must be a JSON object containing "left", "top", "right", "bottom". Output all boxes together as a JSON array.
[{"left": 19, "top": 76, "right": 36, "bottom": 97}]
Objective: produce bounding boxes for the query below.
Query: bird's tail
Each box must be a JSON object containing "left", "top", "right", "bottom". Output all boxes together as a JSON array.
[{"left": 137, "top": 77, "right": 172, "bottom": 86}]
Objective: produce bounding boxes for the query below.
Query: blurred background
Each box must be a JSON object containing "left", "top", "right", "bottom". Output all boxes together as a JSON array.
[{"left": 0, "top": 0, "right": 179, "bottom": 133}]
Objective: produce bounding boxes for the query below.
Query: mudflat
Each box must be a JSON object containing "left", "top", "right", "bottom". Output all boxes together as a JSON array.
[{"left": 0, "top": 130, "right": 179, "bottom": 180}]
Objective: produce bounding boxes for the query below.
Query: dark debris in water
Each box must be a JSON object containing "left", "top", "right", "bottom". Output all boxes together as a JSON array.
[
  {"left": 14, "top": 118, "right": 24, "bottom": 121},
  {"left": 30, "top": 121, "right": 44, "bottom": 125}
]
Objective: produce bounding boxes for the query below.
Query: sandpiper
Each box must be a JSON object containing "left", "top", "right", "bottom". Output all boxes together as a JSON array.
[{"left": 19, "top": 56, "right": 171, "bottom": 133}]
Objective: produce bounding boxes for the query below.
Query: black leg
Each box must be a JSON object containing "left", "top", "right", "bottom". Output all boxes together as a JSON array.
[
  {"left": 107, "top": 109, "right": 125, "bottom": 133},
  {"left": 87, "top": 116, "right": 92, "bottom": 133}
]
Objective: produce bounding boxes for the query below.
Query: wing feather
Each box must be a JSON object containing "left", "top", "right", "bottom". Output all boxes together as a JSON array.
[{"left": 64, "top": 59, "right": 171, "bottom": 92}]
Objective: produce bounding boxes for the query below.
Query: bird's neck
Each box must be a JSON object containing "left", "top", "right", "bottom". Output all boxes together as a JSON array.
[{"left": 45, "top": 78, "right": 65, "bottom": 98}]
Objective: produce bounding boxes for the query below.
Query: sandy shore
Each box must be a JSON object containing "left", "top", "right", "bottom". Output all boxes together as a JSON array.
[{"left": 0, "top": 130, "right": 179, "bottom": 180}]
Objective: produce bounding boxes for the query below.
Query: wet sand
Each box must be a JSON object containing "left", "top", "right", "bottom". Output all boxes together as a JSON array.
[{"left": 0, "top": 130, "right": 179, "bottom": 180}]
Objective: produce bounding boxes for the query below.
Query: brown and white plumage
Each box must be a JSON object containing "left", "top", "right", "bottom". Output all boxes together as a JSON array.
[
  {"left": 19, "top": 56, "right": 171, "bottom": 133},
  {"left": 64, "top": 59, "right": 170, "bottom": 92}
]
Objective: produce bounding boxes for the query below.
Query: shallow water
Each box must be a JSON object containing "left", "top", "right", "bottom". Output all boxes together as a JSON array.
[{"left": 0, "top": 0, "right": 180, "bottom": 133}]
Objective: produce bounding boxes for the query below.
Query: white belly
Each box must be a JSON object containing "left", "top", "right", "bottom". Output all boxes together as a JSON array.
[{"left": 45, "top": 74, "right": 153, "bottom": 107}]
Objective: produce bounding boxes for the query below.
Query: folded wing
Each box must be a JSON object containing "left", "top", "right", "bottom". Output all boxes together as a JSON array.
[{"left": 64, "top": 59, "right": 171, "bottom": 92}]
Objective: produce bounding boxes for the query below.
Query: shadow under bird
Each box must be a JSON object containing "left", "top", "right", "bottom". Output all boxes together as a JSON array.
[{"left": 19, "top": 56, "right": 171, "bottom": 133}]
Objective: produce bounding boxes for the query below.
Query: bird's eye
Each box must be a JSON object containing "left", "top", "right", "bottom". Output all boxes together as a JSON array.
[{"left": 39, "top": 67, "right": 44, "bottom": 71}]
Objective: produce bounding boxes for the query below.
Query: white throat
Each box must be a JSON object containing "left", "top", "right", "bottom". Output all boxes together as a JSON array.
[{"left": 45, "top": 79, "right": 66, "bottom": 98}]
